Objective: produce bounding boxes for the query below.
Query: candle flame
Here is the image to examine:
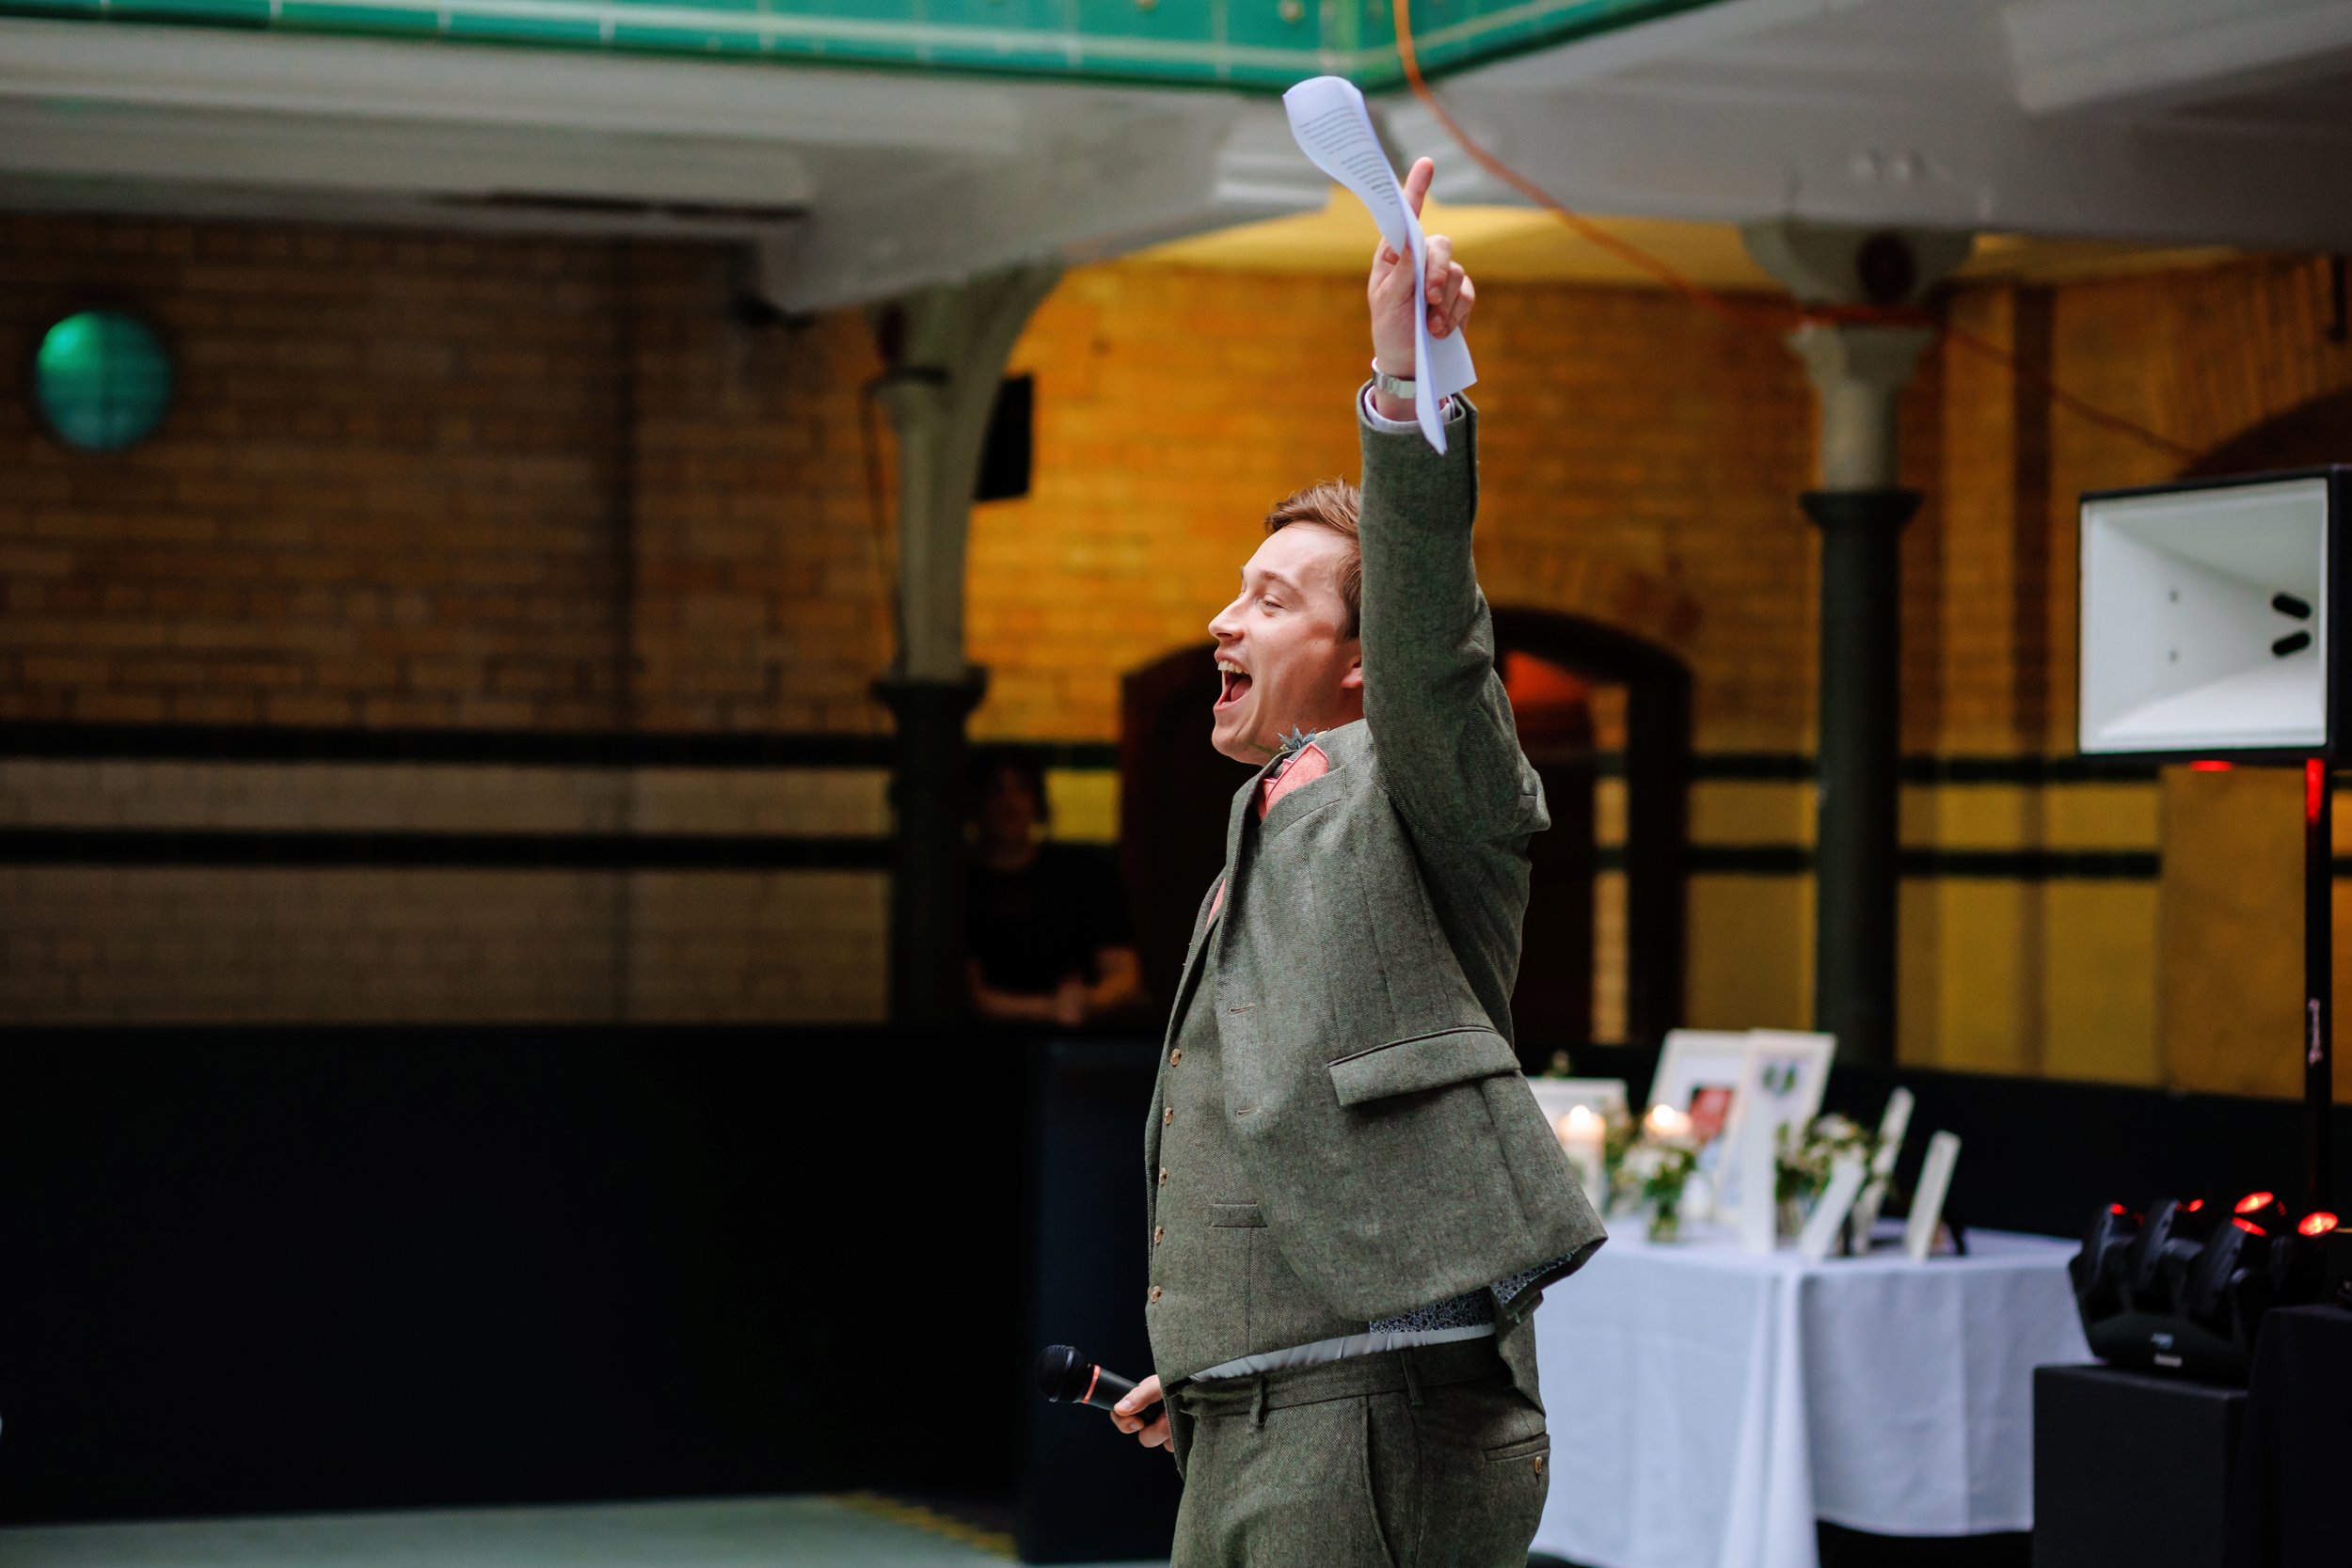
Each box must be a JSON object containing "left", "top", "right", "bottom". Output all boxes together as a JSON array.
[{"left": 1645, "top": 1104, "right": 1692, "bottom": 1140}]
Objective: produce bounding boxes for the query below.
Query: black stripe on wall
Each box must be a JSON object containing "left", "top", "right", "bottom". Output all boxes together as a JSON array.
[
  {"left": 1603, "top": 845, "right": 2161, "bottom": 880},
  {"left": 0, "top": 721, "right": 1124, "bottom": 775},
  {"left": 0, "top": 722, "right": 2175, "bottom": 784},
  {"left": 0, "top": 829, "right": 894, "bottom": 873}
]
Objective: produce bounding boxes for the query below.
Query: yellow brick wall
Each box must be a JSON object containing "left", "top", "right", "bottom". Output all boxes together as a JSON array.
[
  {"left": 8, "top": 212, "right": 2352, "bottom": 1070},
  {"left": 970, "top": 263, "right": 1803, "bottom": 749}
]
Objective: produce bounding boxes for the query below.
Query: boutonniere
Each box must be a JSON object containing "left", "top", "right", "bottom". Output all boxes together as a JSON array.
[{"left": 1276, "top": 727, "right": 1320, "bottom": 763}]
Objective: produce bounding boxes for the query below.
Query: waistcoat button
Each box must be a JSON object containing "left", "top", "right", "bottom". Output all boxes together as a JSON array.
[
  {"left": 1154, "top": 1226, "right": 1166, "bottom": 1245},
  {"left": 1163, "top": 1106, "right": 1174, "bottom": 1126},
  {"left": 1148, "top": 1285, "right": 1164, "bottom": 1304},
  {"left": 1158, "top": 1167, "right": 1168, "bottom": 1186},
  {"left": 1170, "top": 1048, "right": 1184, "bottom": 1065}
]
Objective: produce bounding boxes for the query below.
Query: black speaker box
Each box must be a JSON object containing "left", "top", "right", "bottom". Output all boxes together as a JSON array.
[{"left": 2034, "top": 1364, "right": 2245, "bottom": 1568}]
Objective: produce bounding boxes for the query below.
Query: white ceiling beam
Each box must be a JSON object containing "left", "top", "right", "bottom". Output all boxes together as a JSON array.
[
  {"left": 765, "top": 102, "right": 1327, "bottom": 313},
  {"left": 1395, "top": 79, "right": 2352, "bottom": 251},
  {"left": 0, "top": 17, "right": 1025, "bottom": 155},
  {"left": 0, "top": 98, "right": 818, "bottom": 208},
  {"left": 2004, "top": 0, "right": 2352, "bottom": 116}
]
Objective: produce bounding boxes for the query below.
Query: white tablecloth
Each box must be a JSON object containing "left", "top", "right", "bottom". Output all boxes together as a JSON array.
[{"left": 1530, "top": 1226, "right": 2091, "bottom": 1568}]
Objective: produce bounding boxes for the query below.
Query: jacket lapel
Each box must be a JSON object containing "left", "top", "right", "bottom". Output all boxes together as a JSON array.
[{"left": 1159, "top": 757, "right": 1280, "bottom": 1051}]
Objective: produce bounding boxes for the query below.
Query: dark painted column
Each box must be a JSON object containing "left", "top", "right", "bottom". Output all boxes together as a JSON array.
[
  {"left": 1803, "top": 488, "right": 1920, "bottom": 1067},
  {"left": 1740, "top": 221, "right": 1968, "bottom": 1066},
  {"left": 875, "top": 672, "right": 989, "bottom": 1027},
  {"left": 867, "top": 264, "right": 1058, "bottom": 1028}
]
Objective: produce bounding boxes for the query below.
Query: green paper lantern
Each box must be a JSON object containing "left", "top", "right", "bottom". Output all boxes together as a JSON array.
[{"left": 33, "top": 309, "right": 173, "bottom": 452}]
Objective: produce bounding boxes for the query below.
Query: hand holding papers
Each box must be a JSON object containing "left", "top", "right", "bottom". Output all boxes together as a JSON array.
[{"left": 1282, "top": 75, "right": 1476, "bottom": 451}]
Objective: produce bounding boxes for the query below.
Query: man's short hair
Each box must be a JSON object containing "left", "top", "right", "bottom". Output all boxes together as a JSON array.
[{"left": 1263, "top": 480, "right": 1362, "bottom": 639}]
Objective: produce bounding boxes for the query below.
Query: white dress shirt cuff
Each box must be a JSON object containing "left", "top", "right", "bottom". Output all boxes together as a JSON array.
[{"left": 1359, "top": 384, "right": 1456, "bottom": 433}]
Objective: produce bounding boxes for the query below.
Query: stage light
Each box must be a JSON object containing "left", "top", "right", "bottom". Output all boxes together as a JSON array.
[{"left": 2075, "top": 1193, "right": 2341, "bottom": 1381}]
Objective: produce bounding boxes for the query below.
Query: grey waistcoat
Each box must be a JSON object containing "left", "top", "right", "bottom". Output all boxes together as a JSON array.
[{"left": 1145, "top": 821, "right": 1365, "bottom": 1388}]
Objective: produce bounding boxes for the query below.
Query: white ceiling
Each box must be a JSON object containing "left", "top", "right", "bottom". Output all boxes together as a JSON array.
[
  {"left": 1411, "top": 0, "right": 2352, "bottom": 251},
  {"left": 2, "top": 0, "right": 2348, "bottom": 311}
]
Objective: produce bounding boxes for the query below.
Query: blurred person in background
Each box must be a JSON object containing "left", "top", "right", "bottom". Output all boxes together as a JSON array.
[{"left": 965, "top": 750, "right": 1147, "bottom": 1029}]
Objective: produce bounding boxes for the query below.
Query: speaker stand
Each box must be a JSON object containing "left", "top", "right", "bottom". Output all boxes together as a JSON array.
[{"left": 2303, "top": 759, "right": 2334, "bottom": 1207}]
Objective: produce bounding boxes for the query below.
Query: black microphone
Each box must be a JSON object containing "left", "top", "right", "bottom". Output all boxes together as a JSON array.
[{"left": 1036, "top": 1344, "right": 1153, "bottom": 1416}]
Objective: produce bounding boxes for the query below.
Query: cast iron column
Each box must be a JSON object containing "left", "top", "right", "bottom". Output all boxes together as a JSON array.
[
  {"left": 1787, "top": 321, "right": 1935, "bottom": 1067},
  {"left": 868, "top": 263, "right": 1059, "bottom": 1025},
  {"left": 875, "top": 672, "right": 988, "bottom": 1027},
  {"left": 1744, "top": 220, "right": 1969, "bottom": 1066},
  {"left": 1803, "top": 487, "right": 1921, "bottom": 1066}
]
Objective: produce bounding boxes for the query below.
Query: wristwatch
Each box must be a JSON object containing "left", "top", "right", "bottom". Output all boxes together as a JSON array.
[{"left": 1371, "top": 360, "right": 1416, "bottom": 401}]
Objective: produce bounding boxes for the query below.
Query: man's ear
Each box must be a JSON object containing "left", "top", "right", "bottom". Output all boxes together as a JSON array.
[{"left": 1340, "top": 645, "right": 1365, "bottom": 692}]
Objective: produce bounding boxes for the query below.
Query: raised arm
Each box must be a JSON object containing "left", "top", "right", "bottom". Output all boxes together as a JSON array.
[{"left": 1356, "top": 161, "right": 1546, "bottom": 844}]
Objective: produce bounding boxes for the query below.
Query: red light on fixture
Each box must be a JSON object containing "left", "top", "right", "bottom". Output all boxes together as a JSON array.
[
  {"left": 2310, "top": 758, "right": 2328, "bottom": 823},
  {"left": 2190, "top": 760, "right": 2233, "bottom": 772},
  {"left": 2236, "top": 1191, "right": 2277, "bottom": 1214},
  {"left": 2300, "top": 1212, "right": 2340, "bottom": 1238},
  {"left": 2233, "top": 1217, "right": 2268, "bottom": 1235},
  {"left": 2184, "top": 1199, "right": 2205, "bottom": 1212}
]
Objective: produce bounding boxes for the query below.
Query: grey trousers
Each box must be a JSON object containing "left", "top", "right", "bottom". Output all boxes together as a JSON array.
[{"left": 1166, "top": 1337, "right": 1549, "bottom": 1568}]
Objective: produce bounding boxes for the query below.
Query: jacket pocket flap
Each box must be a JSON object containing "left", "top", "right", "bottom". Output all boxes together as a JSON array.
[
  {"left": 1208, "top": 1203, "right": 1266, "bottom": 1227},
  {"left": 1327, "top": 1026, "right": 1520, "bottom": 1107}
]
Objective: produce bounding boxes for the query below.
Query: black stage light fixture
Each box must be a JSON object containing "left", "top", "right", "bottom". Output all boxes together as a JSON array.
[
  {"left": 2072, "top": 1194, "right": 2344, "bottom": 1382},
  {"left": 2078, "top": 467, "right": 2352, "bottom": 1212}
]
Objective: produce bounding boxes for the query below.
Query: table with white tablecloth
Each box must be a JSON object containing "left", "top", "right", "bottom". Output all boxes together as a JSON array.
[{"left": 1530, "top": 1225, "right": 2092, "bottom": 1568}]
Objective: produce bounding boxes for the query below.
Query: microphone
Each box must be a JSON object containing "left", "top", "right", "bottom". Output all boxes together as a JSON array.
[{"left": 1036, "top": 1344, "right": 1153, "bottom": 1415}]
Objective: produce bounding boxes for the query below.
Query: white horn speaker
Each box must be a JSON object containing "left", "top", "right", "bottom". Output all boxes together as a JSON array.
[{"left": 2078, "top": 467, "right": 2349, "bottom": 759}]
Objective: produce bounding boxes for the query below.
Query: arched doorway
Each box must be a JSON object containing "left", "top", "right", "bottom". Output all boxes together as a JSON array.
[{"left": 1117, "top": 611, "right": 1689, "bottom": 1061}]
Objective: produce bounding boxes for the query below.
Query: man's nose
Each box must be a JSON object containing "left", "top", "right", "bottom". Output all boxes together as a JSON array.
[{"left": 1207, "top": 594, "right": 1246, "bottom": 641}]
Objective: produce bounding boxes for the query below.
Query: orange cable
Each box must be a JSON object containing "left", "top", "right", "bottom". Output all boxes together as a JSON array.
[{"left": 1387, "top": 0, "right": 2199, "bottom": 465}]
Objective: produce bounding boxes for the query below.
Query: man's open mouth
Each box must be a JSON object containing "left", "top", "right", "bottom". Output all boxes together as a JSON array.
[{"left": 1216, "top": 661, "right": 1251, "bottom": 711}]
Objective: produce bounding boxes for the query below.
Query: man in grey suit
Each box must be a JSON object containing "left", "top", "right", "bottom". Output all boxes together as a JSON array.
[{"left": 1105, "top": 159, "right": 1606, "bottom": 1568}]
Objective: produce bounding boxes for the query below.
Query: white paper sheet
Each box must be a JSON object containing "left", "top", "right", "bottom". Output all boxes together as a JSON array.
[{"left": 1281, "top": 74, "right": 1476, "bottom": 451}]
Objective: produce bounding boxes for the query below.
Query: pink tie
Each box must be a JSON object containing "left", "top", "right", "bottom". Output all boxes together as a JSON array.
[{"left": 1206, "top": 742, "right": 1329, "bottom": 924}]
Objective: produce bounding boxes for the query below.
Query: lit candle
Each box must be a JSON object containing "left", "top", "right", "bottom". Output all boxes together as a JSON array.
[
  {"left": 1645, "top": 1103, "right": 1692, "bottom": 1144},
  {"left": 1558, "top": 1105, "right": 1607, "bottom": 1210}
]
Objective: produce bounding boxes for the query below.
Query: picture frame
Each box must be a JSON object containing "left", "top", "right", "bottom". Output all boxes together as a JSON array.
[
  {"left": 1645, "top": 1030, "right": 1754, "bottom": 1145},
  {"left": 1716, "top": 1029, "right": 1836, "bottom": 1218}
]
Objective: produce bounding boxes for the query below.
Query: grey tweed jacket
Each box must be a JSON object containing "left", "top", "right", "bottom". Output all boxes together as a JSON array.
[{"left": 1144, "top": 390, "right": 1607, "bottom": 1331}]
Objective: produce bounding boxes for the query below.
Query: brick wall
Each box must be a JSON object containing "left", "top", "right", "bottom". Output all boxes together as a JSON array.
[
  {"left": 1, "top": 217, "right": 892, "bottom": 735},
  {"left": 971, "top": 263, "right": 1800, "bottom": 749},
  {"left": 8, "top": 211, "right": 2351, "bottom": 1078}
]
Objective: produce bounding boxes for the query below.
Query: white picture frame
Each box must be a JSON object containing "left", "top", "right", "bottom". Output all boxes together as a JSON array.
[
  {"left": 1717, "top": 1029, "right": 1835, "bottom": 1219},
  {"left": 1646, "top": 1030, "right": 1754, "bottom": 1146},
  {"left": 1904, "top": 1132, "right": 1963, "bottom": 1261},
  {"left": 1850, "top": 1086, "right": 1915, "bottom": 1245},
  {"left": 1797, "top": 1155, "right": 1870, "bottom": 1263}
]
